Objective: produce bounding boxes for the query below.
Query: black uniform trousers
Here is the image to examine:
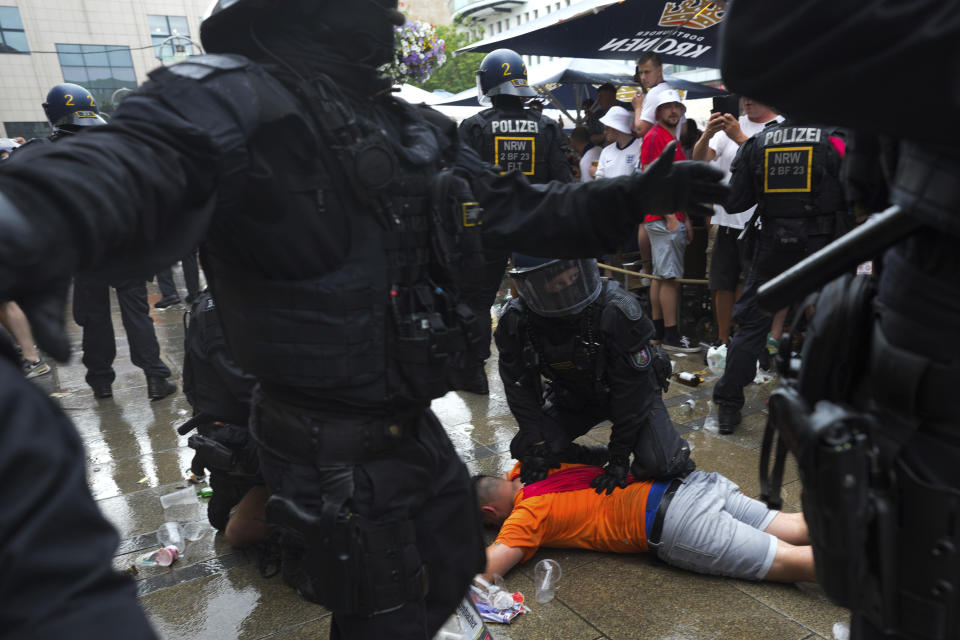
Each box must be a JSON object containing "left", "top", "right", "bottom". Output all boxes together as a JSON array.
[
  {"left": 255, "top": 402, "right": 486, "bottom": 640},
  {"left": 713, "top": 228, "right": 832, "bottom": 410},
  {"left": 157, "top": 249, "right": 200, "bottom": 301},
  {"left": 0, "top": 340, "right": 157, "bottom": 639},
  {"left": 72, "top": 275, "right": 170, "bottom": 386},
  {"left": 466, "top": 249, "right": 510, "bottom": 363}
]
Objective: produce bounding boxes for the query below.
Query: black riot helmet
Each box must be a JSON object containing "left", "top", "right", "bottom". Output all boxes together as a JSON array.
[
  {"left": 201, "top": 0, "right": 404, "bottom": 65},
  {"left": 510, "top": 256, "right": 602, "bottom": 318},
  {"left": 42, "top": 83, "right": 107, "bottom": 133},
  {"left": 476, "top": 48, "right": 537, "bottom": 106}
]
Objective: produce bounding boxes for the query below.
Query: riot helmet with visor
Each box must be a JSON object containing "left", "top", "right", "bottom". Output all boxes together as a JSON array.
[{"left": 510, "top": 256, "right": 602, "bottom": 318}]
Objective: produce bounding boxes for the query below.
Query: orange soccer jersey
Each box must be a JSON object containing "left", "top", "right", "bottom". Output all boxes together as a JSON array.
[{"left": 496, "top": 463, "right": 656, "bottom": 562}]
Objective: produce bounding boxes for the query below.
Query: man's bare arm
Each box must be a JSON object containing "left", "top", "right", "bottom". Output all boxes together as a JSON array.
[
  {"left": 634, "top": 118, "right": 653, "bottom": 139},
  {"left": 479, "top": 543, "right": 525, "bottom": 582}
]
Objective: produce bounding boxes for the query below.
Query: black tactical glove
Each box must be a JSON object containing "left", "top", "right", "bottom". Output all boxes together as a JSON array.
[
  {"left": 590, "top": 459, "right": 631, "bottom": 495},
  {"left": 520, "top": 443, "right": 561, "bottom": 485},
  {"left": 650, "top": 345, "right": 673, "bottom": 393},
  {"left": 17, "top": 281, "right": 72, "bottom": 362},
  {"left": 631, "top": 142, "right": 728, "bottom": 219}
]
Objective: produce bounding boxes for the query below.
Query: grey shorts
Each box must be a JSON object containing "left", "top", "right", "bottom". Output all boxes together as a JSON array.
[
  {"left": 645, "top": 219, "right": 686, "bottom": 279},
  {"left": 653, "top": 470, "right": 779, "bottom": 580}
]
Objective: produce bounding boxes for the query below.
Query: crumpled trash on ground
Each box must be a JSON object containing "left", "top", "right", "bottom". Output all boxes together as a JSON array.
[
  {"left": 434, "top": 596, "right": 496, "bottom": 639},
  {"left": 469, "top": 576, "right": 528, "bottom": 624},
  {"left": 753, "top": 360, "right": 777, "bottom": 385},
  {"left": 833, "top": 621, "right": 850, "bottom": 640}
]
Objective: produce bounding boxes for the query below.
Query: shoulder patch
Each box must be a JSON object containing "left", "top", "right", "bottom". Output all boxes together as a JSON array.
[
  {"left": 499, "top": 297, "right": 525, "bottom": 321},
  {"left": 606, "top": 284, "right": 643, "bottom": 321},
  {"left": 162, "top": 54, "right": 250, "bottom": 81},
  {"left": 631, "top": 346, "right": 652, "bottom": 370}
]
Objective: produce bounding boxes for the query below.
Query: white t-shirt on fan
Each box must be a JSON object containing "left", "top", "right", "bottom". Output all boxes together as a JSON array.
[
  {"left": 709, "top": 114, "right": 785, "bottom": 229},
  {"left": 595, "top": 137, "right": 642, "bottom": 180},
  {"left": 579, "top": 145, "right": 602, "bottom": 183}
]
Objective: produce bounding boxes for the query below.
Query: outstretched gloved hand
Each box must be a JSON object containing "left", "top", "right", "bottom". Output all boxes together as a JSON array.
[
  {"left": 631, "top": 141, "right": 728, "bottom": 218},
  {"left": 17, "top": 281, "right": 71, "bottom": 362},
  {"left": 590, "top": 459, "right": 630, "bottom": 495}
]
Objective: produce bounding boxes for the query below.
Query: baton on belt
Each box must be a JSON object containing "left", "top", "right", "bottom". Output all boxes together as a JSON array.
[{"left": 757, "top": 205, "right": 921, "bottom": 312}]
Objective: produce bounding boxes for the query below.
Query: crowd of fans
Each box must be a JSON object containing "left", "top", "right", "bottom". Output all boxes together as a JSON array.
[{"left": 558, "top": 52, "right": 779, "bottom": 353}]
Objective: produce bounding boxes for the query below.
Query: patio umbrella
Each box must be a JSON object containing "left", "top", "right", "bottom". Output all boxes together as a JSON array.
[
  {"left": 432, "top": 58, "right": 722, "bottom": 125},
  {"left": 457, "top": 0, "right": 726, "bottom": 68}
]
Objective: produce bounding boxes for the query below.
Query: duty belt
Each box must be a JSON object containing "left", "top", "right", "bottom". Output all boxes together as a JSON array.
[{"left": 250, "top": 394, "right": 421, "bottom": 465}]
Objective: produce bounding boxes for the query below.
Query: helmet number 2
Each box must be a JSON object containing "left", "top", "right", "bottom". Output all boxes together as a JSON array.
[
  {"left": 501, "top": 62, "right": 511, "bottom": 76},
  {"left": 63, "top": 93, "right": 95, "bottom": 107}
]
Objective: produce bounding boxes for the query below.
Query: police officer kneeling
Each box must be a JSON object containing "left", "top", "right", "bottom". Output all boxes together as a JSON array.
[
  {"left": 497, "top": 256, "right": 694, "bottom": 490},
  {"left": 713, "top": 119, "right": 846, "bottom": 433}
]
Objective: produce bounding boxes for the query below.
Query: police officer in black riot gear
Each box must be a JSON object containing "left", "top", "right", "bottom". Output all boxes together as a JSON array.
[
  {"left": 497, "top": 256, "right": 694, "bottom": 491},
  {"left": 712, "top": 117, "right": 847, "bottom": 434},
  {"left": 454, "top": 48, "right": 574, "bottom": 395},
  {"left": 0, "top": 0, "right": 728, "bottom": 635},
  {"left": 15, "top": 83, "right": 176, "bottom": 401},
  {"left": 720, "top": 2, "right": 960, "bottom": 639}
]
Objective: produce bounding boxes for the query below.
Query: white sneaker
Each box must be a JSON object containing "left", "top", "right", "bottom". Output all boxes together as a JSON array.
[
  {"left": 662, "top": 335, "right": 702, "bottom": 353},
  {"left": 23, "top": 359, "right": 51, "bottom": 378}
]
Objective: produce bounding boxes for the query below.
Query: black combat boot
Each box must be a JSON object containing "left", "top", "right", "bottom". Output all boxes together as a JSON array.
[
  {"left": 718, "top": 405, "right": 742, "bottom": 435},
  {"left": 147, "top": 376, "right": 177, "bottom": 400},
  {"left": 154, "top": 294, "right": 181, "bottom": 309},
  {"left": 91, "top": 381, "right": 113, "bottom": 399},
  {"left": 448, "top": 365, "right": 489, "bottom": 395}
]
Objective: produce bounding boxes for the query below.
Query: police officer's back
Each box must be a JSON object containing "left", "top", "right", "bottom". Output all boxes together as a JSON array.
[
  {"left": 712, "top": 118, "right": 845, "bottom": 433},
  {"left": 452, "top": 49, "right": 573, "bottom": 395},
  {"left": 459, "top": 49, "right": 571, "bottom": 184}
]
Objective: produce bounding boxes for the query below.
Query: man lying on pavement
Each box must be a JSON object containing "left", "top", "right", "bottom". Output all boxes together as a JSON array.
[{"left": 474, "top": 461, "right": 813, "bottom": 583}]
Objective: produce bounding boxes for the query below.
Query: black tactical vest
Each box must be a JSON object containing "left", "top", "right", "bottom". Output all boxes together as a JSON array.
[
  {"left": 752, "top": 121, "right": 844, "bottom": 218},
  {"left": 166, "top": 56, "right": 483, "bottom": 411},
  {"left": 466, "top": 107, "right": 558, "bottom": 184}
]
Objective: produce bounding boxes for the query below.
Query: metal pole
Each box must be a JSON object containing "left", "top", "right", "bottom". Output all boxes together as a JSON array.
[{"left": 757, "top": 205, "right": 919, "bottom": 312}]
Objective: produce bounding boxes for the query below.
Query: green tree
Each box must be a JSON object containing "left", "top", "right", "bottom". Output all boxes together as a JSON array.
[{"left": 414, "top": 24, "right": 485, "bottom": 94}]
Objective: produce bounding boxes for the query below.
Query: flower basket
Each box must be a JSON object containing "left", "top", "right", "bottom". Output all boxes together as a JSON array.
[{"left": 380, "top": 19, "right": 447, "bottom": 85}]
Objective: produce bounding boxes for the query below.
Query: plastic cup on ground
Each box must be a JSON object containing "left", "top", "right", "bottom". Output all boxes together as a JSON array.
[
  {"left": 160, "top": 486, "right": 198, "bottom": 508},
  {"left": 155, "top": 545, "right": 180, "bottom": 567},
  {"left": 157, "top": 522, "right": 185, "bottom": 549},
  {"left": 534, "top": 559, "right": 561, "bottom": 604}
]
